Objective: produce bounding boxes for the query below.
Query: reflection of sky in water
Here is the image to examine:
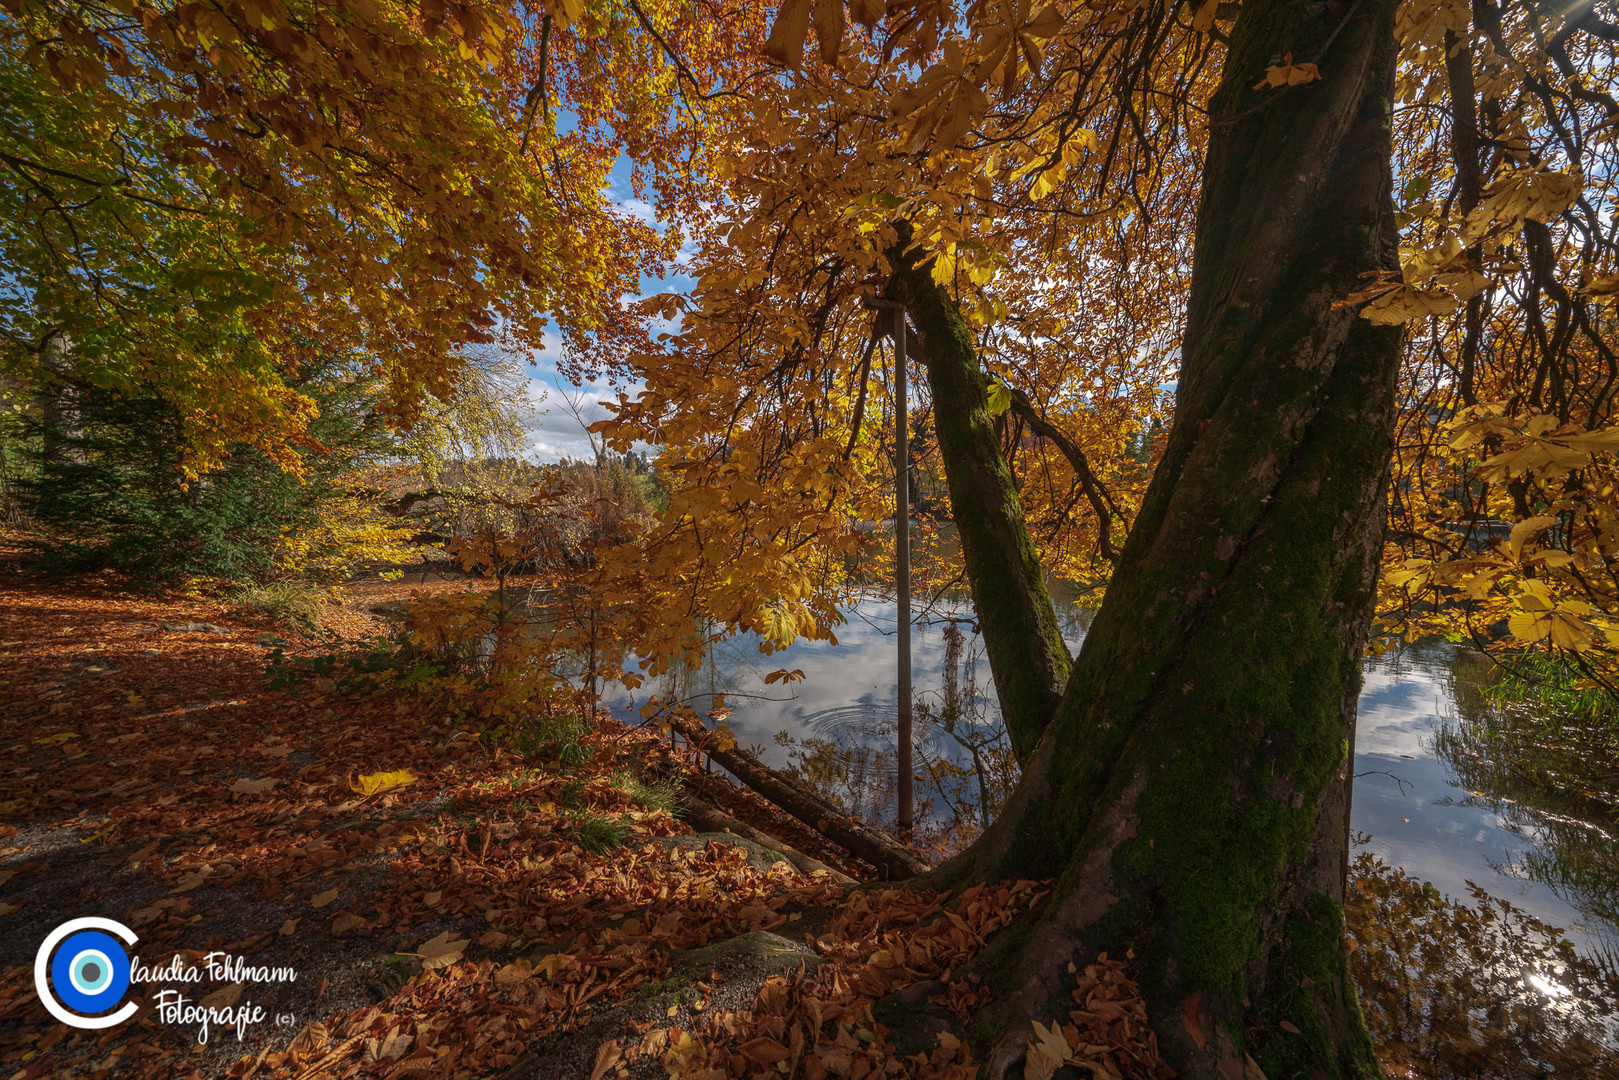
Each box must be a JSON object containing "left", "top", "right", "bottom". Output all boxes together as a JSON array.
[
  {"left": 1354, "top": 647, "right": 1600, "bottom": 949},
  {"left": 601, "top": 602, "right": 1608, "bottom": 954},
  {"left": 599, "top": 598, "right": 1012, "bottom": 767}
]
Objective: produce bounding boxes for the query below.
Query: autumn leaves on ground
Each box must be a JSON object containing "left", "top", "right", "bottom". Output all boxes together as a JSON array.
[{"left": 0, "top": 558, "right": 1165, "bottom": 1080}]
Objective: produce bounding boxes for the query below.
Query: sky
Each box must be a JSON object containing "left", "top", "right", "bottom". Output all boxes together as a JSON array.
[{"left": 518, "top": 155, "right": 694, "bottom": 463}]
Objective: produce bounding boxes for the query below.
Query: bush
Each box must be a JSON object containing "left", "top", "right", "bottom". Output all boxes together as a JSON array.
[{"left": 10, "top": 355, "right": 403, "bottom": 585}]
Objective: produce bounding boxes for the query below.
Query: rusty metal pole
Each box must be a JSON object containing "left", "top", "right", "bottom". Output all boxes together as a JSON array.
[{"left": 895, "top": 307, "right": 913, "bottom": 838}]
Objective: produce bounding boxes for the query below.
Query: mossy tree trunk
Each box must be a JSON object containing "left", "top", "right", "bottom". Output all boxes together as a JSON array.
[
  {"left": 892, "top": 239, "right": 1072, "bottom": 764},
  {"left": 892, "top": 1, "right": 1401, "bottom": 1077}
]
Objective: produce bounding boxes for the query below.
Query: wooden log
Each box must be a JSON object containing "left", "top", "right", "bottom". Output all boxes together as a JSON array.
[
  {"left": 677, "top": 783, "right": 855, "bottom": 884},
  {"left": 668, "top": 714, "right": 930, "bottom": 880}
]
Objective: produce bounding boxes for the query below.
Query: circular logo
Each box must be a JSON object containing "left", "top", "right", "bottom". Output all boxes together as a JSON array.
[{"left": 35, "top": 917, "right": 139, "bottom": 1029}]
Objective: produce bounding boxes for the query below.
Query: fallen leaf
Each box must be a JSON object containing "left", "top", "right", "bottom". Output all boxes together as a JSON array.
[
  {"left": 311, "top": 888, "right": 340, "bottom": 908},
  {"left": 740, "top": 1037, "right": 790, "bottom": 1064},
  {"left": 588, "top": 1039, "right": 622, "bottom": 1080},
  {"left": 494, "top": 959, "right": 533, "bottom": 985},
  {"left": 365, "top": 1031, "right": 412, "bottom": 1062},
  {"left": 229, "top": 777, "right": 280, "bottom": 795},
  {"left": 331, "top": 913, "right": 366, "bottom": 933},
  {"left": 415, "top": 931, "right": 468, "bottom": 970},
  {"left": 535, "top": 952, "right": 574, "bottom": 979},
  {"left": 170, "top": 866, "right": 214, "bottom": 894},
  {"left": 349, "top": 769, "right": 416, "bottom": 799},
  {"left": 1024, "top": 1019, "right": 1069, "bottom": 1080},
  {"left": 422, "top": 890, "right": 442, "bottom": 908},
  {"left": 280, "top": 919, "right": 300, "bottom": 936}
]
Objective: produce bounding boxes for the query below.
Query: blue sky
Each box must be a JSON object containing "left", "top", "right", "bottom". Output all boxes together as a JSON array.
[{"left": 519, "top": 153, "right": 694, "bottom": 461}]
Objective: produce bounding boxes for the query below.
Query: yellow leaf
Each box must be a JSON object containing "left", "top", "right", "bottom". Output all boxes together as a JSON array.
[
  {"left": 349, "top": 769, "right": 416, "bottom": 799},
  {"left": 1256, "top": 54, "right": 1321, "bottom": 89},
  {"left": 1509, "top": 515, "right": 1558, "bottom": 560},
  {"left": 1549, "top": 612, "right": 1598, "bottom": 651},
  {"left": 1508, "top": 610, "right": 1550, "bottom": 642},
  {"left": 1024, "top": 1020, "right": 1071, "bottom": 1080},
  {"left": 1360, "top": 284, "right": 1458, "bottom": 324},
  {"left": 534, "top": 952, "right": 575, "bottom": 979}
]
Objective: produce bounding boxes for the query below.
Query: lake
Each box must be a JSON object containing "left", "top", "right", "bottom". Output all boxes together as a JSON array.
[{"left": 595, "top": 592, "right": 1619, "bottom": 967}]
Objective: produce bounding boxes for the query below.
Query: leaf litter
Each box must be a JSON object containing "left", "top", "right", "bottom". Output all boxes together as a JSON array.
[{"left": 0, "top": 574, "right": 1165, "bottom": 1079}]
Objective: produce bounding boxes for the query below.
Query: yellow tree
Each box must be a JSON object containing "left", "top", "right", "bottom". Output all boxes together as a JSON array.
[
  {"left": 1373, "top": 0, "right": 1619, "bottom": 699},
  {"left": 1, "top": 0, "right": 760, "bottom": 469}
]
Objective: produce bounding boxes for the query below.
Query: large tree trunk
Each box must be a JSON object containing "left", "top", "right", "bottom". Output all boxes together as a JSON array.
[{"left": 893, "top": 2, "right": 1402, "bottom": 1077}]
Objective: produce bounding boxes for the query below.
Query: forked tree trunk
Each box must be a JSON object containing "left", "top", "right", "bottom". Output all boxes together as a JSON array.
[{"left": 892, "top": 2, "right": 1401, "bottom": 1077}]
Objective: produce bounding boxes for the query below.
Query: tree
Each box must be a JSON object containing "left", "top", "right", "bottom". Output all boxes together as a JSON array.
[
  {"left": 1, "top": 0, "right": 760, "bottom": 470},
  {"left": 12, "top": 351, "right": 409, "bottom": 583},
  {"left": 595, "top": 0, "right": 1406, "bottom": 1074},
  {"left": 891, "top": 0, "right": 1401, "bottom": 1073}
]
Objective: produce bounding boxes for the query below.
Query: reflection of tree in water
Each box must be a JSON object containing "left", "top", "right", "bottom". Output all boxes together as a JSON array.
[
  {"left": 1437, "top": 648, "right": 1619, "bottom": 952},
  {"left": 775, "top": 622, "right": 1019, "bottom": 854},
  {"left": 1348, "top": 849, "right": 1619, "bottom": 1079}
]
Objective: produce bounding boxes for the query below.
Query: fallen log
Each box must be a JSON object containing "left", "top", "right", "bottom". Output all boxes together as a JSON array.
[
  {"left": 677, "top": 784, "right": 855, "bottom": 884},
  {"left": 667, "top": 713, "right": 931, "bottom": 880}
]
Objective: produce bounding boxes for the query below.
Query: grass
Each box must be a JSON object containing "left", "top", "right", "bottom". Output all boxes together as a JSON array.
[
  {"left": 228, "top": 580, "right": 328, "bottom": 635},
  {"left": 513, "top": 716, "right": 594, "bottom": 768},
  {"left": 573, "top": 812, "right": 633, "bottom": 855},
  {"left": 612, "top": 772, "right": 682, "bottom": 816}
]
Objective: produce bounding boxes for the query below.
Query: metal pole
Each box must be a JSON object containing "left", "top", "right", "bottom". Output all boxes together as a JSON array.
[{"left": 895, "top": 307, "right": 913, "bottom": 838}]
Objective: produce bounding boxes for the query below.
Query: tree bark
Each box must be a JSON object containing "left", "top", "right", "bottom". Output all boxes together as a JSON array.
[
  {"left": 892, "top": 243, "right": 1073, "bottom": 764},
  {"left": 894, "top": 2, "right": 1402, "bottom": 1077}
]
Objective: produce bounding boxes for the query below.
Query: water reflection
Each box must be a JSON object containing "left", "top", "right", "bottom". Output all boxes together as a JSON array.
[
  {"left": 598, "top": 597, "right": 1618, "bottom": 957},
  {"left": 1355, "top": 640, "right": 1619, "bottom": 960}
]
